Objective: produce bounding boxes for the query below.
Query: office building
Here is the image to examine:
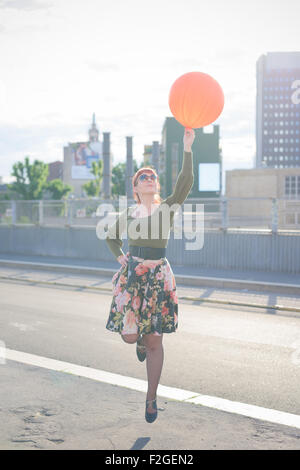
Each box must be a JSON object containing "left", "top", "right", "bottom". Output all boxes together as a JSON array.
[
  {"left": 256, "top": 51, "right": 300, "bottom": 168},
  {"left": 161, "top": 117, "right": 222, "bottom": 199}
]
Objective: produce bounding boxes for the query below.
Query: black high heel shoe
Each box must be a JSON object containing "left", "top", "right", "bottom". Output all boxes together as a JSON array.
[
  {"left": 136, "top": 334, "right": 146, "bottom": 362},
  {"left": 145, "top": 397, "right": 157, "bottom": 423}
]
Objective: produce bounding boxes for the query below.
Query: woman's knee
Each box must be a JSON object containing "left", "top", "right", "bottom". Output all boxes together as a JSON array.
[
  {"left": 144, "top": 333, "right": 163, "bottom": 351},
  {"left": 121, "top": 333, "right": 139, "bottom": 344}
]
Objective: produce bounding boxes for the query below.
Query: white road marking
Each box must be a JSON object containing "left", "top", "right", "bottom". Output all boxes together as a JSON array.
[{"left": 4, "top": 348, "right": 300, "bottom": 430}]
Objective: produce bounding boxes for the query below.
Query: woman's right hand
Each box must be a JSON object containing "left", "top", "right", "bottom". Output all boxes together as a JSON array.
[
  {"left": 183, "top": 127, "right": 195, "bottom": 152},
  {"left": 117, "top": 253, "right": 129, "bottom": 267}
]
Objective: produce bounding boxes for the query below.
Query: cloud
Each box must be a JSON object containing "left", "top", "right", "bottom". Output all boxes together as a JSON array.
[
  {"left": 0, "top": 121, "right": 83, "bottom": 178},
  {"left": 0, "top": 0, "right": 51, "bottom": 10},
  {"left": 85, "top": 60, "right": 120, "bottom": 73}
]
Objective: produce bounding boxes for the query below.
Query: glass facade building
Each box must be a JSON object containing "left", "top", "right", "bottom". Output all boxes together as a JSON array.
[{"left": 256, "top": 52, "right": 300, "bottom": 168}]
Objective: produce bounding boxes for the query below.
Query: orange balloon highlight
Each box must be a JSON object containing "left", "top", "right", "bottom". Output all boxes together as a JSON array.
[{"left": 168, "top": 71, "right": 224, "bottom": 129}]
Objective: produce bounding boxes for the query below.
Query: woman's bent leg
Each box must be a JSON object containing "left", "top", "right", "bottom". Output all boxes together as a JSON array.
[
  {"left": 121, "top": 333, "right": 139, "bottom": 344},
  {"left": 143, "top": 334, "right": 164, "bottom": 412}
]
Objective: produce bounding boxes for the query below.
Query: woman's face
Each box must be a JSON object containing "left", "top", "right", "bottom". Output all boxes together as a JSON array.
[{"left": 134, "top": 170, "right": 158, "bottom": 200}]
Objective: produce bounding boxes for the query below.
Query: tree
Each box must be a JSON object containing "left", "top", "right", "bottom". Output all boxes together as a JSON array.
[
  {"left": 111, "top": 162, "right": 126, "bottom": 196},
  {"left": 82, "top": 160, "right": 103, "bottom": 197},
  {"left": 0, "top": 188, "right": 18, "bottom": 201},
  {"left": 45, "top": 179, "right": 73, "bottom": 200},
  {"left": 111, "top": 159, "right": 140, "bottom": 197},
  {"left": 7, "top": 156, "right": 49, "bottom": 200}
]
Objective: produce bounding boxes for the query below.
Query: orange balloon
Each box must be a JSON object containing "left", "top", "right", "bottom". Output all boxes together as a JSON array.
[{"left": 168, "top": 71, "right": 224, "bottom": 129}]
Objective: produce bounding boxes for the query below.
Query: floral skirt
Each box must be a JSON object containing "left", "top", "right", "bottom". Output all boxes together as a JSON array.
[{"left": 106, "top": 252, "right": 178, "bottom": 336}]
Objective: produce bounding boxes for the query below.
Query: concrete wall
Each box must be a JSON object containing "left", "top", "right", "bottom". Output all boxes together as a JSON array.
[
  {"left": 225, "top": 167, "right": 300, "bottom": 228},
  {"left": 1, "top": 225, "right": 300, "bottom": 273}
]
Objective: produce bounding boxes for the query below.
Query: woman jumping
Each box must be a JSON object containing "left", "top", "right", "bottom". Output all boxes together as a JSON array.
[{"left": 105, "top": 127, "right": 195, "bottom": 423}]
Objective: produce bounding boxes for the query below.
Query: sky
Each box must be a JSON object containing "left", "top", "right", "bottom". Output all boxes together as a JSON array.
[{"left": 0, "top": 0, "right": 300, "bottom": 190}]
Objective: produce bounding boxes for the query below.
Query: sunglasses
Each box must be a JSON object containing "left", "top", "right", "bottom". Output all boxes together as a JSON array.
[{"left": 138, "top": 173, "right": 157, "bottom": 183}]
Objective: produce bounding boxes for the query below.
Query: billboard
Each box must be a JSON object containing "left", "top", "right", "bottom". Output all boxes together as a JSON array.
[
  {"left": 198, "top": 163, "right": 220, "bottom": 192},
  {"left": 71, "top": 142, "right": 102, "bottom": 179}
]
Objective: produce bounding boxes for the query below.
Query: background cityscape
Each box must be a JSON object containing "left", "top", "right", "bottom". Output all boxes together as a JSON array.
[
  {"left": 1, "top": 3, "right": 300, "bottom": 451},
  {"left": 0, "top": 0, "right": 300, "bottom": 189}
]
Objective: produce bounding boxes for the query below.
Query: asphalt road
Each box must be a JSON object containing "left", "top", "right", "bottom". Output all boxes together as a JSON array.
[{"left": 1, "top": 278, "right": 300, "bottom": 417}]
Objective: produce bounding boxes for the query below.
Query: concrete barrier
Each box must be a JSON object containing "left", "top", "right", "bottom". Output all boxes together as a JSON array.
[{"left": 0, "top": 224, "right": 300, "bottom": 274}]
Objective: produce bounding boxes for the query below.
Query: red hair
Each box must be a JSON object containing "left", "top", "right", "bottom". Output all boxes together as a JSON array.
[{"left": 132, "top": 166, "right": 162, "bottom": 205}]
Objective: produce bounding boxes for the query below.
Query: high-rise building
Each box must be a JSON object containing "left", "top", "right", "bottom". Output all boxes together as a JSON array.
[
  {"left": 161, "top": 117, "right": 222, "bottom": 199},
  {"left": 256, "top": 52, "right": 300, "bottom": 169}
]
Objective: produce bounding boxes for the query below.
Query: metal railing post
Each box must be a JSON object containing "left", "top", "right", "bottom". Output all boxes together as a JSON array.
[
  {"left": 67, "top": 200, "right": 73, "bottom": 226},
  {"left": 39, "top": 200, "right": 43, "bottom": 225},
  {"left": 221, "top": 197, "right": 228, "bottom": 231},
  {"left": 271, "top": 198, "right": 278, "bottom": 233},
  {"left": 11, "top": 200, "right": 16, "bottom": 224}
]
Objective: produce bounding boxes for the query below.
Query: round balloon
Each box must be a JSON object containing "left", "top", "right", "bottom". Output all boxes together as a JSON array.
[{"left": 168, "top": 71, "right": 224, "bottom": 129}]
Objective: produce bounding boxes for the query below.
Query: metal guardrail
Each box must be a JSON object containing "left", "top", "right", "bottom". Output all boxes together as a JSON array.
[{"left": 0, "top": 197, "right": 300, "bottom": 232}]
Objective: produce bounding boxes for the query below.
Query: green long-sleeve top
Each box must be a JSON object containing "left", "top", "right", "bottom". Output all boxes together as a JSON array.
[{"left": 105, "top": 150, "right": 194, "bottom": 260}]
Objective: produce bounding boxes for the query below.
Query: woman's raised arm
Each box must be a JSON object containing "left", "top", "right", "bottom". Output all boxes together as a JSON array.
[{"left": 162, "top": 128, "right": 195, "bottom": 207}]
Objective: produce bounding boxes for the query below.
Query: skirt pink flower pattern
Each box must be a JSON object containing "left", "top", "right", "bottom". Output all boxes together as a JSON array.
[{"left": 106, "top": 253, "right": 178, "bottom": 336}]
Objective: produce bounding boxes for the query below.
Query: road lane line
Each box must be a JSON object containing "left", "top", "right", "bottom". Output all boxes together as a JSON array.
[{"left": 4, "top": 348, "right": 300, "bottom": 430}]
